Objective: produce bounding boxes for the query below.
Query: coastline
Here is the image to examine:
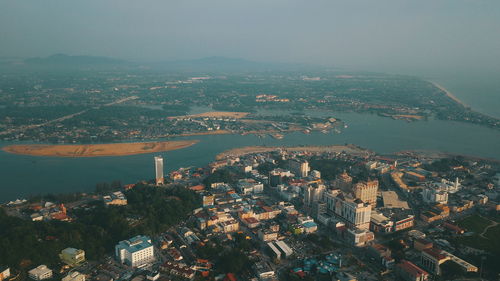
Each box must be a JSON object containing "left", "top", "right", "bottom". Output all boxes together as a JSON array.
[
  {"left": 430, "top": 81, "right": 469, "bottom": 108},
  {"left": 215, "top": 144, "right": 370, "bottom": 160},
  {"left": 1, "top": 140, "right": 199, "bottom": 157}
]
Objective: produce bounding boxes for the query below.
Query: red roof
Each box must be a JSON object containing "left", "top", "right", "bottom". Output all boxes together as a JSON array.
[
  {"left": 397, "top": 260, "right": 428, "bottom": 277},
  {"left": 224, "top": 273, "right": 237, "bottom": 281},
  {"left": 423, "top": 248, "right": 447, "bottom": 260}
]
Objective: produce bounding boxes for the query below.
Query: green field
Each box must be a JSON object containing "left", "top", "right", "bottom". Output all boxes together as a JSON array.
[{"left": 454, "top": 214, "right": 500, "bottom": 255}]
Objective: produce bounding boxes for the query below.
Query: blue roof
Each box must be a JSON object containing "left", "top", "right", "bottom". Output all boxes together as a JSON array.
[
  {"left": 303, "top": 221, "right": 317, "bottom": 228},
  {"left": 117, "top": 235, "right": 152, "bottom": 253}
]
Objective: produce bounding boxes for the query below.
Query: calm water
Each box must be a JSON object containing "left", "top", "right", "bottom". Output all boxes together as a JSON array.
[{"left": 1, "top": 111, "right": 500, "bottom": 202}]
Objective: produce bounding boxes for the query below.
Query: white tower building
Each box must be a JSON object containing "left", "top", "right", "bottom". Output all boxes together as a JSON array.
[{"left": 154, "top": 156, "right": 164, "bottom": 185}]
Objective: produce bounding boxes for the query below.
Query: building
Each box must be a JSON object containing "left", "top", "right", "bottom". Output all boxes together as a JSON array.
[
  {"left": 303, "top": 183, "right": 325, "bottom": 207},
  {"left": 62, "top": 271, "right": 86, "bottom": 281},
  {"left": 396, "top": 260, "right": 429, "bottom": 281},
  {"left": 28, "top": 265, "right": 53, "bottom": 280},
  {"left": 161, "top": 261, "right": 195, "bottom": 279},
  {"left": 353, "top": 179, "right": 378, "bottom": 205},
  {"left": 267, "top": 242, "right": 282, "bottom": 260},
  {"left": 155, "top": 156, "right": 164, "bottom": 185},
  {"left": 334, "top": 171, "right": 352, "bottom": 191},
  {"left": 0, "top": 267, "right": 10, "bottom": 281},
  {"left": 326, "top": 190, "right": 372, "bottom": 230},
  {"left": 237, "top": 178, "right": 264, "bottom": 194},
  {"left": 290, "top": 160, "right": 310, "bottom": 177},
  {"left": 59, "top": 248, "right": 85, "bottom": 267},
  {"left": 413, "top": 239, "right": 433, "bottom": 252},
  {"left": 422, "top": 188, "right": 448, "bottom": 205},
  {"left": 274, "top": 240, "right": 293, "bottom": 257},
  {"left": 103, "top": 191, "right": 127, "bottom": 206},
  {"left": 116, "top": 235, "right": 155, "bottom": 268},
  {"left": 420, "top": 248, "right": 450, "bottom": 275},
  {"left": 253, "top": 262, "right": 275, "bottom": 280},
  {"left": 346, "top": 228, "right": 374, "bottom": 247}
]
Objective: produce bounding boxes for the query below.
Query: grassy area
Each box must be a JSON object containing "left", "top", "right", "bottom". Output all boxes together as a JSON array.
[
  {"left": 454, "top": 215, "right": 500, "bottom": 255},
  {"left": 456, "top": 214, "right": 491, "bottom": 233},
  {"left": 484, "top": 224, "right": 500, "bottom": 240}
]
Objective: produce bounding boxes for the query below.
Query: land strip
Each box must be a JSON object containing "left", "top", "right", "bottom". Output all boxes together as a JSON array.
[
  {"left": 215, "top": 144, "right": 369, "bottom": 160},
  {"left": 2, "top": 140, "right": 198, "bottom": 157}
]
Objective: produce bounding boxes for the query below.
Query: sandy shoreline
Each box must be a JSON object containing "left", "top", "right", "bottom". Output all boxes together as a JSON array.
[
  {"left": 430, "top": 81, "right": 469, "bottom": 108},
  {"left": 168, "top": 111, "right": 250, "bottom": 120},
  {"left": 216, "top": 144, "right": 369, "bottom": 160},
  {"left": 2, "top": 140, "right": 199, "bottom": 157}
]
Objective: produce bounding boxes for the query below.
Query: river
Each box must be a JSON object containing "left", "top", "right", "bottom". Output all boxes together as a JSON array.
[{"left": 1, "top": 110, "right": 500, "bottom": 202}]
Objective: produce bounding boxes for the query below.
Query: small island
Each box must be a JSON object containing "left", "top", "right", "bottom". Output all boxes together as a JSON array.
[{"left": 2, "top": 140, "right": 199, "bottom": 157}]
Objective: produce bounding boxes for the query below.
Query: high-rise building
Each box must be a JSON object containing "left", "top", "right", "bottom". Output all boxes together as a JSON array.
[
  {"left": 154, "top": 156, "right": 164, "bottom": 185},
  {"left": 325, "top": 190, "right": 372, "bottom": 230},
  {"left": 289, "top": 160, "right": 310, "bottom": 178},
  {"left": 353, "top": 179, "right": 379, "bottom": 205}
]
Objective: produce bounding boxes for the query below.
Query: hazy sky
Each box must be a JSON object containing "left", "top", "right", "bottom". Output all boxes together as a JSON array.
[{"left": 1, "top": 0, "right": 500, "bottom": 73}]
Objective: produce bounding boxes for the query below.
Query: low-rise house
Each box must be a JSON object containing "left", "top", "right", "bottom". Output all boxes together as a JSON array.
[
  {"left": 60, "top": 247, "right": 85, "bottom": 267},
  {"left": 62, "top": 271, "right": 86, "bottom": 281},
  {"left": 28, "top": 265, "right": 53, "bottom": 280},
  {"left": 0, "top": 267, "right": 10, "bottom": 281}
]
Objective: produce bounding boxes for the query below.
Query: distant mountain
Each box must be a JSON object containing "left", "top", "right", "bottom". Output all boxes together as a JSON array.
[
  {"left": 0, "top": 54, "right": 324, "bottom": 73},
  {"left": 25, "top": 54, "right": 129, "bottom": 66}
]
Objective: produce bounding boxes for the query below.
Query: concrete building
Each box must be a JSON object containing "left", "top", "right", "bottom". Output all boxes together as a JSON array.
[
  {"left": 396, "top": 260, "right": 429, "bottom": 281},
  {"left": 353, "top": 179, "right": 378, "bottom": 205},
  {"left": 103, "top": 191, "right": 127, "bottom": 206},
  {"left": 237, "top": 178, "right": 264, "bottom": 194},
  {"left": 420, "top": 248, "right": 450, "bottom": 275},
  {"left": 290, "top": 160, "right": 310, "bottom": 177},
  {"left": 154, "top": 156, "right": 164, "bottom": 185},
  {"left": 274, "top": 240, "right": 293, "bottom": 257},
  {"left": 422, "top": 188, "right": 448, "bottom": 205},
  {"left": 116, "top": 235, "right": 155, "bottom": 268},
  {"left": 62, "top": 271, "right": 86, "bottom": 281},
  {"left": 59, "top": 247, "right": 85, "bottom": 267},
  {"left": 346, "top": 228, "right": 374, "bottom": 247},
  {"left": 303, "top": 183, "right": 325, "bottom": 207},
  {"left": 0, "top": 267, "right": 10, "bottom": 281},
  {"left": 326, "top": 190, "right": 372, "bottom": 230},
  {"left": 28, "top": 265, "right": 53, "bottom": 280},
  {"left": 334, "top": 171, "right": 352, "bottom": 191}
]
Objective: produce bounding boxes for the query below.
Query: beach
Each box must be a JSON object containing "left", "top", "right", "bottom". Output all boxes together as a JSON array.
[
  {"left": 2, "top": 140, "right": 199, "bottom": 157},
  {"left": 431, "top": 81, "right": 469, "bottom": 108},
  {"left": 168, "top": 111, "right": 250, "bottom": 119}
]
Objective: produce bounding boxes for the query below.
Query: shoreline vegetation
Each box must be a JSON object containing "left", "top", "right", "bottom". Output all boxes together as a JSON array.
[
  {"left": 215, "top": 144, "right": 370, "bottom": 160},
  {"left": 1, "top": 140, "right": 199, "bottom": 157}
]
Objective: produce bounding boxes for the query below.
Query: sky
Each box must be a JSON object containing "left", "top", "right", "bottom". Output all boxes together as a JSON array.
[{"left": 1, "top": 0, "right": 500, "bottom": 74}]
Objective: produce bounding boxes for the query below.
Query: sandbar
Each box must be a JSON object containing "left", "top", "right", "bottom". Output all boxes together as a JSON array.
[
  {"left": 168, "top": 111, "right": 250, "bottom": 119},
  {"left": 2, "top": 140, "right": 199, "bottom": 157}
]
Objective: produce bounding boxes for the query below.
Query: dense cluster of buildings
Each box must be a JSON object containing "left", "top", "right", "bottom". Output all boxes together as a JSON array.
[{"left": 2, "top": 146, "right": 499, "bottom": 281}]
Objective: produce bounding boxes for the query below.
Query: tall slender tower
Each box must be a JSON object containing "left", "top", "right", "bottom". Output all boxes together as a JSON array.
[{"left": 154, "top": 156, "right": 164, "bottom": 185}]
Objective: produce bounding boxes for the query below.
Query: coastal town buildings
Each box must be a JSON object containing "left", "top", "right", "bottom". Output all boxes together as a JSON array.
[
  {"left": 28, "top": 265, "right": 53, "bottom": 280},
  {"left": 115, "top": 235, "right": 155, "bottom": 268}
]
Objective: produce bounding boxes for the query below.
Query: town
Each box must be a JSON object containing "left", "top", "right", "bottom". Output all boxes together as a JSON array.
[
  {"left": 1, "top": 145, "right": 499, "bottom": 281},
  {"left": 2, "top": 70, "right": 499, "bottom": 144}
]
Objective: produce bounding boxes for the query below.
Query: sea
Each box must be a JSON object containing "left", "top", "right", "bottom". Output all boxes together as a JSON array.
[{"left": 0, "top": 76, "right": 499, "bottom": 202}]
